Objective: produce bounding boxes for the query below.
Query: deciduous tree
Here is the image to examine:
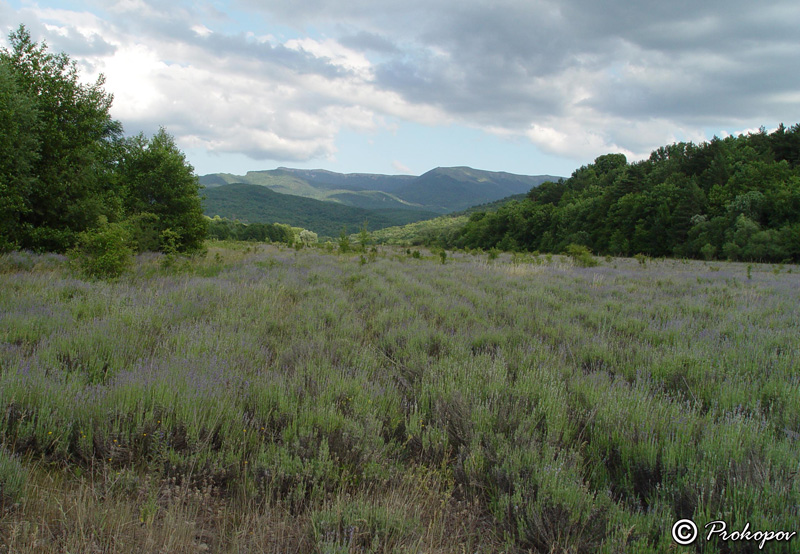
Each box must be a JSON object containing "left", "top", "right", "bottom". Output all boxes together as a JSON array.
[
  {"left": 118, "top": 128, "right": 207, "bottom": 253},
  {"left": 1, "top": 25, "right": 122, "bottom": 252}
]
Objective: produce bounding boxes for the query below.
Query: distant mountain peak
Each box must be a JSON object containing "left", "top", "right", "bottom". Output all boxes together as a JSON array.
[{"left": 201, "top": 166, "right": 563, "bottom": 214}]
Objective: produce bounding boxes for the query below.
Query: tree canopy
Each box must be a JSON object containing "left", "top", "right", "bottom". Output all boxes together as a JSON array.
[
  {"left": 454, "top": 127, "right": 800, "bottom": 263},
  {"left": 0, "top": 25, "right": 206, "bottom": 254},
  {"left": 119, "top": 129, "right": 207, "bottom": 253}
]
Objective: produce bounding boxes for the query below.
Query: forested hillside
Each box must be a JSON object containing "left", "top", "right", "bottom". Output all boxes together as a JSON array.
[
  {"left": 455, "top": 127, "right": 800, "bottom": 262},
  {"left": 203, "top": 183, "right": 438, "bottom": 237}
]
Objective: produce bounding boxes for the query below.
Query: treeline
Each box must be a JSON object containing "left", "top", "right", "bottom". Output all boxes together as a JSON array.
[
  {"left": 455, "top": 126, "right": 800, "bottom": 262},
  {"left": 0, "top": 26, "right": 206, "bottom": 254},
  {"left": 207, "top": 217, "right": 297, "bottom": 244}
]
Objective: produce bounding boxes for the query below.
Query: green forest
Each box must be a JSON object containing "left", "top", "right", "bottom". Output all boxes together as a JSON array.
[
  {"left": 0, "top": 26, "right": 206, "bottom": 257},
  {"left": 454, "top": 128, "right": 800, "bottom": 262}
]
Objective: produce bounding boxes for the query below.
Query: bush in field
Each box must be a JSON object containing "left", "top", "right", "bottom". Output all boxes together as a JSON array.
[
  {"left": 274, "top": 223, "right": 295, "bottom": 246},
  {"left": 70, "top": 221, "right": 133, "bottom": 279},
  {"left": 299, "top": 229, "right": 318, "bottom": 247},
  {"left": 158, "top": 227, "right": 182, "bottom": 269},
  {"left": 700, "top": 242, "right": 717, "bottom": 261},
  {"left": 565, "top": 243, "right": 598, "bottom": 267},
  {"left": 338, "top": 227, "right": 351, "bottom": 253},
  {"left": 358, "top": 221, "right": 372, "bottom": 252}
]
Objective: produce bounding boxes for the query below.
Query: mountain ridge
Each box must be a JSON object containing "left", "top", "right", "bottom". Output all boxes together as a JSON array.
[{"left": 200, "top": 166, "right": 561, "bottom": 214}]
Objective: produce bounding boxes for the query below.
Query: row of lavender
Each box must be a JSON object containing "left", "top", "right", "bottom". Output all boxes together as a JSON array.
[{"left": 1, "top": 245, "right": 798, "bottom": 552}]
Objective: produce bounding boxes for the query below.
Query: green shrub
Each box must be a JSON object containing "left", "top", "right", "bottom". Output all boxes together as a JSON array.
[
  {"left": 310, "top": 499, "right": 419, "bottom": 552},
  {"left": 299, "top": 229, "right": 318, "bottom": 247},
  {"left": 70, "top": 222, "right": 133, "bottom": 279},
  {"left": 358, "top": 221, "right": 371, "bottom": 252},
  {"left": 159, "top": 228, "right": 180, "bottom": 256},
  {"left": 159, "top": 227, "right": 181, "bottom": 268},
  {"left": 338, "top": 227, "right": 351, "bottom": 254},
  {"left": 700, "top": 243, "right": 717, "bottom": 261},
  {"left": 565, "top": 244, "right": 598, "bottom": 267}
]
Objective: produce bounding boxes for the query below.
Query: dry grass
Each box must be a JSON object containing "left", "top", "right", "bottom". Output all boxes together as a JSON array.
[{"left": 1, "top": 464, "right": 504, "bottom": 553}]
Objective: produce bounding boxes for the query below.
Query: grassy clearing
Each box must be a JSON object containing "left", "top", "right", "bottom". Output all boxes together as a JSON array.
[{"left": 1, "top": 244, "right": 798, "bottom": 552}]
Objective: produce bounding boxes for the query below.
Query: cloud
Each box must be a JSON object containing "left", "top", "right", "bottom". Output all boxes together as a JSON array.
[
  {"left": 2, "top": 4, "right": 391, "bottom": 162},
  {"left": 392, "top": 160, "right": 414, "bottom": 174},
  {"left": 338, "top": 31, "right": 398, "bottom": 54},
  {"left": 4, "top": 0, "right": 800, "bottom": 168},
  {"left": 240, "top": 0, "right": 800, "bottom": 158}
]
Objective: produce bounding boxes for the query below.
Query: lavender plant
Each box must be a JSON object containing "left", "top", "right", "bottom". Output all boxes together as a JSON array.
[{"left": 0, "top": 245, "right": 798, "bottom": 552}]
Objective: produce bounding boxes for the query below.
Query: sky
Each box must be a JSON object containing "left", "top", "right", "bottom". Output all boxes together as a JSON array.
[{"left": 2, "top": 0, "right": 800, "bottom": 178}]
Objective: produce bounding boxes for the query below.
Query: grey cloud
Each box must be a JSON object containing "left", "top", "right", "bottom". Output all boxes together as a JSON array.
[
  {"left": 196, "top": 33, "right": 349, "bottom": 79},
  {"left": 234, "top": 0, "right": 431, "bottom": 28},
  {"left": 591, "top": 58, "right": 800, "bottom": 125},
  {"left": 338, "top": 31, "right": 398, "bottom": 53},
  {"left": 244, "top": 0, "right": 800, "bottom": 132},
  {"left": 47, "top": 28, "right": 117, "bottom": 57}
]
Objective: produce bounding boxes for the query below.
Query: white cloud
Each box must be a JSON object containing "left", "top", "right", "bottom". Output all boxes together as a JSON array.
[
  {"left": 392, "top": 160, "right": 414, "bottom": 174},
  {"left": 7, "top": 4, "right": 407, "bottom": 162},
  {"left": 285, "top": 37, "right": 373, "bottom": 79},
  {"left": 94, "top": 43, "right": 168, "bottom": 118},
  {"left": 524, "top": 121, "right": 632, "bottom": 161},
  {"left": 191, "top": 24, "right": 212, "bottom": 37}
]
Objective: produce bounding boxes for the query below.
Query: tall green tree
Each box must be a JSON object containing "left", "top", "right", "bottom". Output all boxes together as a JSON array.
[
  {"left": 0, "top": 59, "right": 38, "bottom": 251},
  {"left": 119, "top": 129, "right": 207, "bottom": 252},
  {"left": 0, "top": 25, "right": 123, "bottom": 251},
  {"left": 1, "top": 25, "right": 208, "bottom": 255}
]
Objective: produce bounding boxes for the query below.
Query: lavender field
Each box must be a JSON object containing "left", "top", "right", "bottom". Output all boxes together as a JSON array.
[{"left": 1, "top": 245, "right": 798, "bottom": 553}]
